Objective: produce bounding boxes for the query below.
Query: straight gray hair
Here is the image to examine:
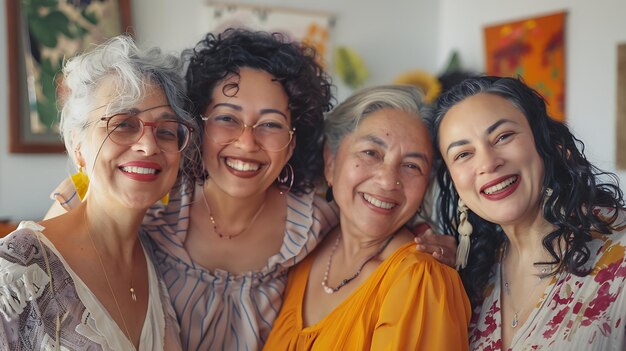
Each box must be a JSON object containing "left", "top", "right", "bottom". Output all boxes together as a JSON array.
[{"left": 323, "top": 85, "right": 429, "bottom": 155}]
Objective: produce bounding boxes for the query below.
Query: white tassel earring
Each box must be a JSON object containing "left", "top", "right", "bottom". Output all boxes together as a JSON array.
[{"left": 456, "top": 198, "right": 473, "bottom": 270}]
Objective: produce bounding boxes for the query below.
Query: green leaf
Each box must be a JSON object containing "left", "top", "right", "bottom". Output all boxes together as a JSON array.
[
  {"left": 37, "top": 70, "right": 60, "bottom": 129},
  {"left": 82, "top": 9, "right": 99, "bottom": 25},
  {"left": 442, "top": 51, "right": 462, "bottom": 74},
  {"left": 334, "top": 46, "right": 368, "bottom": 90},
  {"left": 45, "top": 10, "right": 71, "bottom": 32},
  {"left": 29, "top": 18, "right": 58, "bottom": 47}
]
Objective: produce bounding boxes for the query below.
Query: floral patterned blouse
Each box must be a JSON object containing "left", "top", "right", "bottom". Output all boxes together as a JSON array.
[{"left": 469, "top": 207, "right": 626, "bottom": 351}]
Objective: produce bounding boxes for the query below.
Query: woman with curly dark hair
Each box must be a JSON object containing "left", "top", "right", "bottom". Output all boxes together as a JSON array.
[
  {"left": 142, "top": 29, "right": 339, "bottom": 350},
  {"left": 431, "top": 76, "right": 626, "bottom": 350}
]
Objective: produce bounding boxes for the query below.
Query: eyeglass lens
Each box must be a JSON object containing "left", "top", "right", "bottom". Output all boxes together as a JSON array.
[
  {"left": 204, "top": 115, "right": 293, "bottom": 151},
  {"left": 106, "top": 113, "right": 191, "bottom": 152}
]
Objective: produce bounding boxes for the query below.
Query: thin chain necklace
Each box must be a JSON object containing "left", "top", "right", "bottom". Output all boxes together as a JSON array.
[
  {"left": 201, "top": 187, "right": 267, "bottom": 239},
  {"left": 322, "top": 232, "right": 396, "bottom": 294},
  {"left": 84, "top": 211, "right": 135, "bottom": 344},
  {"left": 501, "top": 240, "right": 551, "bottom": 328}
]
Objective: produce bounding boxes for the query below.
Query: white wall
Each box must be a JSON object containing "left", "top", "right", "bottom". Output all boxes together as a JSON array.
[
  {"left": 1, "top": 0, "right": 624, "bottom": 220},
  {"left": 439, "top": 0, "right": 626, "bottom": 187}
]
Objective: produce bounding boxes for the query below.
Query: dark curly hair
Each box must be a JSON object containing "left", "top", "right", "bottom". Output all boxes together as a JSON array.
[
  {"left": 181, "top": 28, "right": 334, "bottom": 195},
  {"left": 430, "top": 76, "right": 624, "bottom": 307}
]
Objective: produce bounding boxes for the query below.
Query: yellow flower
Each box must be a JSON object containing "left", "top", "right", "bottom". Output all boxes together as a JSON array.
[{"left": 393, "top": 70, "right": 442, "bottom": 104}]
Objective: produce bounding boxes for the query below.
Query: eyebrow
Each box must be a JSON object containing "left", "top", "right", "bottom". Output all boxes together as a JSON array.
[
  {"left": 445, "top": 118, "right": 514, "bottom": 154},
  {"left": 362, "top": 134, "right": 430, "bottom": 165},
  {"left": 213, "top": 102, "right": 289, "bottom": 120},
  {"left": 124, "top": 105, "right": 177, "bottom": 119}
]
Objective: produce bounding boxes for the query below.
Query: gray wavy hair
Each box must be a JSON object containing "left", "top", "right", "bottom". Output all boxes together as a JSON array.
[{"left": 59, "top": 35, "right": 194, "bottom": 166}]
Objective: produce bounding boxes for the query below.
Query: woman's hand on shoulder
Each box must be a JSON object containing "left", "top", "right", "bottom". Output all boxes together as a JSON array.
[{"left": 414, "top": 228, "right": 457, "bottom": 269}]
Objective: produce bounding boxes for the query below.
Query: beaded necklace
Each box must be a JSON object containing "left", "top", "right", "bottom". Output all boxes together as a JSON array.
[{"left": 321, "top": 232, "right": 396, "bottom": 294}]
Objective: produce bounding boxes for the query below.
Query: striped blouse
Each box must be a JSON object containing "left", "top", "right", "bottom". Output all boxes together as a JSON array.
[{"left": 143, "top": 181, "right": 339, "bottom": 351}]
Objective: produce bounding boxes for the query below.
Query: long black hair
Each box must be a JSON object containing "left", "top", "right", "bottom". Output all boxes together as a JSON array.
[
  {"left": 182, "top": 28, "right": 334, "bottom": 194},
  {"left": 431, "top": 76, "right": 624, "bottom": 306}
]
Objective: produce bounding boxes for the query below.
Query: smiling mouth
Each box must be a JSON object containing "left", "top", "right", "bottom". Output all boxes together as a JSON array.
[
  {"left": 362, "top": 193, "right": 396, "bottom": 209},
  {"left": 120, "top": 166, "right": 159, "bottom": 175},
  {"left": 225, "top": 158, "right": 261, "bottom": 172},
  {"left": 482, "top": 176, "right": 518, "bottom": 195}
]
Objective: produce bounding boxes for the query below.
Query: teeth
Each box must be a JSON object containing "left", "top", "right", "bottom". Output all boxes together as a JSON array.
[
  {"left": 121, "top": 166, "right": 157, "bottom": 175},
  {"left": 226, "top": 158, "right": 260, "bottom": 172},
  {"left": 363, "top": 193, "right": 395, "bottom": 209},
  {"left": 483, "top": 176, "right": 517, "bottom": 195}
]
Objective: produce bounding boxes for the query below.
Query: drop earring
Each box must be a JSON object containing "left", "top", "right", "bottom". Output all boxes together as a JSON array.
[{"left": 456, "top": 198, "right": 473, "bottom": 270}]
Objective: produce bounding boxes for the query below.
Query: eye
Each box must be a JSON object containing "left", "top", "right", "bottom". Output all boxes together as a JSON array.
[
  {"left": 255, "top": 120, "right": 287, "bottom": 132},
  {"left": 213, "top": 115, "right": 240, "bottom": 125},
  {"left": 362, "top": 149, "right": 381, "bottom": 158},
  {"left": 403, "top": 163, "right": 424, "bottom": 175},
  {"left": 108, "top": 113, "right": 140, "bottom": 132},
  {"left": 453, "top": 151, "right": 472, "bottom": 161},
  {"left": 495, "top": 132, "right": 514, "bottom": 143},
  {"left": 156, "top": 122, "right": 180, "bottom": 141}
]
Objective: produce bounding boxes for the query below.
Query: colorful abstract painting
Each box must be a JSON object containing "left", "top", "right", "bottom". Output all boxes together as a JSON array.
[{"left": 484, "top": 12, "right": 566, "bottom": 121}]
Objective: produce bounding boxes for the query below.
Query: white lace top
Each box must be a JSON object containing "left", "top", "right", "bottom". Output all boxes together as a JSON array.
[{"left": 0, "top": 221, "right": 181, "bottom": 351}]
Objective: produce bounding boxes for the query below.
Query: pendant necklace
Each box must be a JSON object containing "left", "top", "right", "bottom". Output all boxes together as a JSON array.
[
  {"left": 84, "top": 211, "right": 134, "bottom": 344},
  {"left": 322, "top": 232, "right": 396, "bottom": 294},
  {"left": 501, "top": 240, "right": 551, "bottom": 328},
  {"left": 201, "top": 187, "right": 267, "bottom": 239}
]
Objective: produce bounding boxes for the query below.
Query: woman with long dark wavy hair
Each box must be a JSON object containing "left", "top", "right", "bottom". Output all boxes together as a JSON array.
[{"left": 431, "top": 76, "right": 625, "bottom": 350}]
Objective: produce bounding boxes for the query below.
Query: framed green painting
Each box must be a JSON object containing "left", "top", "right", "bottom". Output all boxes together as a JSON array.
[{"left": 6, "top": 0, "right": 132, "bottom": 153}]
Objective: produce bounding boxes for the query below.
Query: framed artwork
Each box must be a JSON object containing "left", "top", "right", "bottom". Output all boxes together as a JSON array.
[
  {"left": 484, "top": 11, "right": 566, "bottom": 121},
  {"left": 617, "top": 43, "right": 626, "bottom": 170},
  {"left": 205, "top": 2, "right": 335, "bottom": 68},
  {"left": 6, "top": 0, "right": 132, "bottom": 153}
]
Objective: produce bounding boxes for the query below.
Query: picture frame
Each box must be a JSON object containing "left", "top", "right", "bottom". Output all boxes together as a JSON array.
[
  {"left": 6, "top": 0, "right": 132, "bottom": 153},
  {"left": 617, "top": 43, "right": 626, "bottom": 170}
]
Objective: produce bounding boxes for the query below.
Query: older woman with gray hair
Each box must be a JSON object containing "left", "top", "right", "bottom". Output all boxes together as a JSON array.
[
  {"left": 264, "top": 85, "right": 470, "bottom": 350},
  {"left": 0, "top": 35, "right": 194, "bottom": 350}
]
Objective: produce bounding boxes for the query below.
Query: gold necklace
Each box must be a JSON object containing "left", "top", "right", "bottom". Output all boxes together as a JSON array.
[
  {"left": 84, "top": 211, "right": 135, "bottom": 344},
  {"left": 201, "top": 187, "right": 267, "bottom": 239},
  {"left": 501, "top": 240, "right": 551, "bottom": 328},
  {"left": 322, "top": 232, "right": 396, "bottom": 294}
]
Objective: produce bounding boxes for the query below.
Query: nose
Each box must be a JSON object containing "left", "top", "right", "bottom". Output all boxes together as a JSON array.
[
  {"left": 233, "top": 124, "right": 261, "bottom": 152},
  {"left": 376, "top": 162, "right": 402, "bottom": 190},
  {"left": 132, "top": 126, "right": 161, "bottom": 155},
  {"left": 477, "top": 147, "right": 503, "bottom": 174}
]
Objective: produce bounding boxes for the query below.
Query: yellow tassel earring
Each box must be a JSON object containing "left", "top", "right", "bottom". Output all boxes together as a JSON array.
[{"left": 71, "top": 167, "right": 90, "bottom": 201}]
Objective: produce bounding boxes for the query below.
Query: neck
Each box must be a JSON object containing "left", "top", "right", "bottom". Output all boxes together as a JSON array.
[
  {"left": 200, "top": 180, "right": 271, "bottom": 225},
  {"left": 500, "top": 208, "right": 556, "bottom": 261},
  {"left": 82, "top": 200, "right": 143, "bottom": 260},
  {"left": 334, "top": 225, "right": 402, "bottom": 265}
]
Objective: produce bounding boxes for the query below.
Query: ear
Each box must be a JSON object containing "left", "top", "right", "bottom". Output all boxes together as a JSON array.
[
  {"left": 323, "top": 143, "right": 335, "bottom": 186},
  {"left": 74, "top": 147, "right": 86, "bottom": 170}
]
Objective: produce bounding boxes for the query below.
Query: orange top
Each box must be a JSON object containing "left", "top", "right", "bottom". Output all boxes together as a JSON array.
[{"left": 263, "top": 243, "right": 471, "bottom": 350}]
